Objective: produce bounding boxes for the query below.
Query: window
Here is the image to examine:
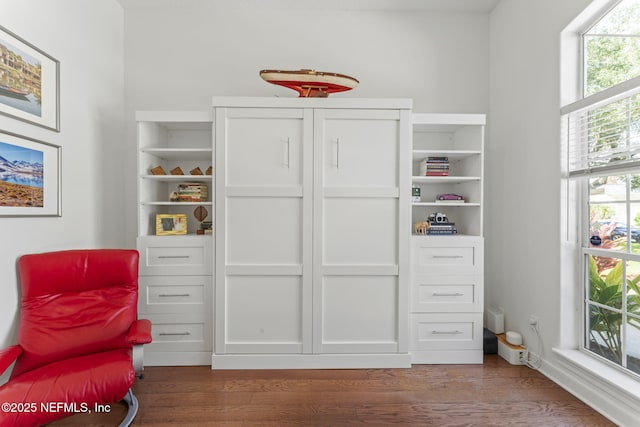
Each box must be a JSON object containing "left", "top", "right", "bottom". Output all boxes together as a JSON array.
[
  {"left": 563, "top": 0, "right": 640, "bottom": 377},
  {"left": 583, "top": 0, "right": 640, "bottom": 95}
]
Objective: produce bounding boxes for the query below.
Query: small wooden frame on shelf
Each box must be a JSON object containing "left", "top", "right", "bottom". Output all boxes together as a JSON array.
[{"left": 155, "top": 213, "right": 187, "bottom": 235}]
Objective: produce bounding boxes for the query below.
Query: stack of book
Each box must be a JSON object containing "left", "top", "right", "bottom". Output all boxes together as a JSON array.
[
  {"left": 176, "top": 183, "right": 208, "bottom": 202},
  {"left": 420, "top": 157, "right": 450, "bottom": 176},
  {"left": 201, "top": 220, "right": 213, "bottom": 235},
  {"left": 427, "top": 222, "right": 457, "bottom": 235}
]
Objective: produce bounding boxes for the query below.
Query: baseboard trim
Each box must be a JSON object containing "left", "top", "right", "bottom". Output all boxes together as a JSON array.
[
  {"left": 211, "top": 353, "right": 412, "bottom": 369},
  {"left": 144, "top": 351, "right": 211, "bottom": 366},
  {"left": 410, "top": 349, "right": 483, "bottom": 364},
  {"left": 542, "top": 348, "right": 640, "bottom": 427}
]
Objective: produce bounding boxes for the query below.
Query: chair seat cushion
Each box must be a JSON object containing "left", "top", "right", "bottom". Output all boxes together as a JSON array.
[{"left": 0, "top": 348, "right": 134, "bottom": 427}]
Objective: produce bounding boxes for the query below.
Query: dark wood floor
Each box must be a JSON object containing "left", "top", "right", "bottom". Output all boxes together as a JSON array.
[{"left": 51, "top": 355, "right": 614, "bottom": 426}]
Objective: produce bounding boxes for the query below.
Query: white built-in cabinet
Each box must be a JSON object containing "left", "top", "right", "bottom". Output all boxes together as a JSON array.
[
  {"left": 134, "top": 106, "right": 486, "bottom": 368},
  {"left": 136, "top": 111, "right": 214, "bottom": 366},
  {"left": 409, "top": 114, "right": 485, "bottom": 364},
  {"left": 212, "top": 97, "right": 412, "bottom": 369}
]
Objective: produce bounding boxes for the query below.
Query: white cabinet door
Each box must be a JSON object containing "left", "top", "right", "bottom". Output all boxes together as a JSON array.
[
  {"left": 215, "top": 107, "right": 314, "bottom": 354},
  {"left": 313, "top": 109, "right": 410, "bottom": 354}
]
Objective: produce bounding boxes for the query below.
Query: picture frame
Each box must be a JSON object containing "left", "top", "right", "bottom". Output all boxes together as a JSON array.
[
  {"left": 155, "top": 214, "right": 188, "bottom": 235},
  {"left": 0, "top": 130, "right": 61, "bottom": 216},
  {"left": 0, "top": 25, "right": 60, "bottom": 131}
]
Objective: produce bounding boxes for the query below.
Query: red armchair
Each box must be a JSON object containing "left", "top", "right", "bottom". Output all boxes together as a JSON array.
[{"left": 0, "top": 249, "right": 152, "bottom": 427}]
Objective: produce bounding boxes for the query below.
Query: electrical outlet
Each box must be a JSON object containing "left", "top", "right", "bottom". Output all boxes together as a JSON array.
[{"left": 529, "top": 315, "right": 539, "bottom": 327}]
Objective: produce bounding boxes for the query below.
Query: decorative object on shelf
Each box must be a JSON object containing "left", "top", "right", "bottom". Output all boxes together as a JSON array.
[
  {"left": 0, "top": 130, "right": 60, "bottom": 216},
  {"left": 420, "top": 156, "right": 449, "bottom": 176},
  {"left": 436, "top": 193, "right": 465, "bottom": 203},
  {"left": 205, "top": 166, "right": 213, "bottom": 175},
  {"left": 412, "top": 184, "right": 421, "bottom": 202},
  {"left": 413, "top": 221, "right": 430, "bottom": 235},
  {"left": 428, "top": 212, "right": 449, "bottom": 224},
  {"left": 155, "top": 213, "right": 187, "bottom": 235},
  {"left": 175, "top": 183, "right": 207, "bottom": 202},
  {"left": 194, "top": 205, "right": 209, "bottom": 235},
  {"left": 0, "top": 25, "right": 59, "bottom": 131},
  {"left": 150, "top": 165, "right": 166, "bottom": 175},
  {"left": 194, "top": 205, "right": 208, "bottom": 222},
  {"left": 169, "top": 191, "right": 179, "bottom": 202},
  {"left": 190, "top": 166, "right": 203, "bottom": 175},
  {"left": 170, "top": 166, "right": 184, "bottom": 175},
  {"left": 200, "top": 220, "right": 213, "bottom": 235},
  {"left": 425, "top": 212, "right": 457, "bottom": 235},
  {"left": 259, "top": 69, "right": 359, "bottom": 98}
]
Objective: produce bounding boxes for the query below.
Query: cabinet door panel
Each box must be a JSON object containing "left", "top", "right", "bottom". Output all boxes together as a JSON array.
[
  {"left": 323, "top": 198, "right": 398, "bottom": 265},
  {"left": 225, "top": 275, "right": 303, "bottom": 353},
  {"left": 224, "top": 109, "right": 305, "bottom": 188},
  {"left": 318, "top": 276, "right": 398, "bottom": 353},
  {"left": 320, "top": 110, "right": 399, "bottom": 188},
  {"left": 226, "top": 197, "right": 302, "bottom": 265}
]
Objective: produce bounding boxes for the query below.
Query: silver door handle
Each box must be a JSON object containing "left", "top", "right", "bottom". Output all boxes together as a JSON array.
[
  {"left": 283, "top": 137, "right": 291, "bottom": 168},
  {"left": 432, "top": 292, "right": 464, "bottom": 297},
  {"left": 158, "top": 293, "right": 191, "bottom": 297},
  {"left": 431, "top": 330, "right": 462, "bottom": 335},
  {"left": 159, "top": 332, "right": 191, "bottom": 336}
]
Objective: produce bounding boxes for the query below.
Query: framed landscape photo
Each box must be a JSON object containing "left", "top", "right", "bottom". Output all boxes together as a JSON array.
[
  {"left": 0, "top": 25, "right": 59, "bottom": 131},
  {"left": 0, "top": 130, "right": 61, "bottom": 216}
]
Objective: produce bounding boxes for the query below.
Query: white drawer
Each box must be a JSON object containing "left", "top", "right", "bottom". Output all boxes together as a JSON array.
[
  {"left": 139, "top": 275, "right": 212, "bottom": 314},
  {"left": 411, "top": 275, "right": 483, "bottom": 313},
  {"left": 412, "top": 236, "right": 483, "bottom": 275},
  {"left": 144, "top": 313, "right": 211, "bottom": 352},
  {"left": 410, "top": 313, "right": 483, "bottom": 351},
  {"left": 138, "top": 235, "right": 212, "bottom": 276}
]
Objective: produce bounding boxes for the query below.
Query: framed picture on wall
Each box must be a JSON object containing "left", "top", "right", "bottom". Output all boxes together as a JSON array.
[
  {"left": 0, "top": 130, "right": 61, "bottom": 216},
  {"left": 0, "top": 25, "right": 60, "bottom": 131}
]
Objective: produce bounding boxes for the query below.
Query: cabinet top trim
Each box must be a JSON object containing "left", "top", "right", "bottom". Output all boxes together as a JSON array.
[
  {"left": 412, "top": 113, "right": 486, "bottom": 126},
  {"left": 211, "top": 96, "right": 412, "bottom": 109}
]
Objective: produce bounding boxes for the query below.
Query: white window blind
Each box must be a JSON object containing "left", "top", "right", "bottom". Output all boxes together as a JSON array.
[{"left": 563, "top": 74, "right": 640, "bottom": 177}]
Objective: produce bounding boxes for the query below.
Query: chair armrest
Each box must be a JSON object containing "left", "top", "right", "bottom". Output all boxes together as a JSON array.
[
  {"left": 0, "top": 345, "right": 22, "bottom": 376},
  {"left": 127, "top": 319, "right": 152, "bottom": 345}
]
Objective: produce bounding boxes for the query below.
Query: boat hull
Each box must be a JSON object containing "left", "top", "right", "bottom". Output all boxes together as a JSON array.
[{"left": 260, "top": 69, "right": 359, "bottom": 97}]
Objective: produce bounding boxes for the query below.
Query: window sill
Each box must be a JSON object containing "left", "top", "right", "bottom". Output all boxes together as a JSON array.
[{"left": 553, "top": 347, "right": 640, "bottom": 401}]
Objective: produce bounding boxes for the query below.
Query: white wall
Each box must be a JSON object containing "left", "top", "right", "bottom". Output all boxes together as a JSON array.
[
  {"left": 121, "top": 0, "right": 491, "bottom": 244},
  {"left": 488, "top": 0, "right": 640, "bottom": 424},
  {"left": 0, "top": 0, "right": 125, "bottom": 378},
  {"left": 487, "top": 0, "right": 589, "bottom": 345}
]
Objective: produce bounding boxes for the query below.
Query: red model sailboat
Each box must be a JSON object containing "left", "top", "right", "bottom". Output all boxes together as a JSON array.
[{"left": 259, "top": 69, "right": 359, "bottom": 97}]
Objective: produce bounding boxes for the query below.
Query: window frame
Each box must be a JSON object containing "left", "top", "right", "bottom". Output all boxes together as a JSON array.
[{"left": 562, "top": 0, "right": 640, "bottom": 378}]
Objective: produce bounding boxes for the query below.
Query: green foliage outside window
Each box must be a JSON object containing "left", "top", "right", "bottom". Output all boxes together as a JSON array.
[{"left": 585, "top": 0, "right": 640, "bottom": 95}]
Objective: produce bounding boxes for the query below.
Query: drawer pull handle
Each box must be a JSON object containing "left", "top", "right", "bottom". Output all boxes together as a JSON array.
[
  {"left": 158, "top": 255, "right": 190, "bottom": 259},
  {"left": 431, "top": 330, "right": 462, "bottom": 335},
  {"left": 159, "top": 332, "right": 191, "bottom": 336},
  {"left": 432, "top": 255, "right": 464, "bottom": 259},
  {"left": 158, "top": 293, "right": 191, "bottom": 297},
  {"left": 432, "top": 292, "right": 464, "bottom": 297}
]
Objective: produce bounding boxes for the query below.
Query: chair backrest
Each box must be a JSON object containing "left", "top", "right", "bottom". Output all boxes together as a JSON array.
[{"left": 11, "top": 249, "right": 139, "bottom": 378}]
